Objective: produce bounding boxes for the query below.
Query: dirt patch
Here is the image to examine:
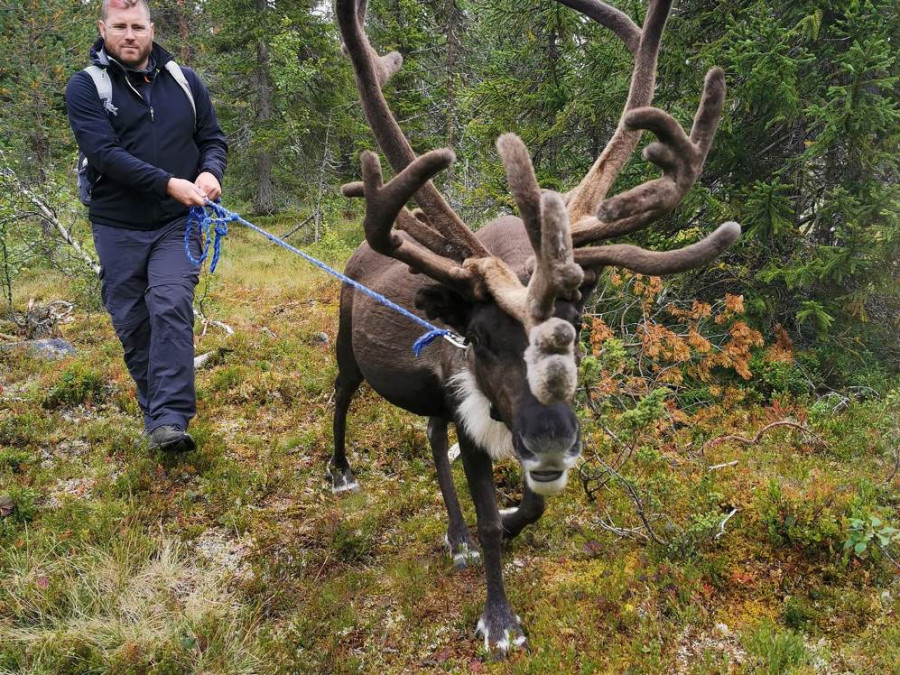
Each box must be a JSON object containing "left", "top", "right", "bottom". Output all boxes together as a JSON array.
[
  {"left": 675, "top": 622, "right": 747, "bottom": 673},
  {"left": 193, "top": 527, "right": 255, "bottom": 581},
  {"left": 44, "top": 476, "right": 96, "bottom": 509}
]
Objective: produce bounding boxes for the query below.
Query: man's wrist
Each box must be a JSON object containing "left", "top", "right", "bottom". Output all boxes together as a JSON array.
[{"left": 199, "top": 167, "right": 222, "bottom": 183}]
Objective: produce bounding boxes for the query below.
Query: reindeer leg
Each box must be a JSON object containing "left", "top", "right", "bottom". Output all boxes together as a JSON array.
[
  {"left": 500, "top": 483, "right": 545, "bottom": 542},
  {"left": 329, "top": 314, "right": 362, "bottom": 493},
  {"left": 459, "top": 433, "right": 526, "bottom": 654},
  {"left": 427, "top": 417, "right": 479, "bottom": 569}
]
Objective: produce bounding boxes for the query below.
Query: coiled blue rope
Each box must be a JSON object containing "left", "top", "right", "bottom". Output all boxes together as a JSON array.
[
  {"left": 186, "top": 203, "right": 235, "bottom": 273},
  {"left": 185, "top": 202, "right": 465, "bottom": 357}
]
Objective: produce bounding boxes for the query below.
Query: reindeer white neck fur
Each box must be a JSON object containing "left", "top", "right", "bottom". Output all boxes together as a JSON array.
[{"left": 449, "top": 369, "right": 515, "bottom": 461}]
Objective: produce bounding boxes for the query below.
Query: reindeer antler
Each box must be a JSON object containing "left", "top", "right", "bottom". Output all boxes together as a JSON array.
[
  {"left": 554, "top": 1, "right": 739, "bottom": 278},
  {"left": 346, "top": 149, "right": 452, "bottom": 254},
  {"left": 565, "top": 0, "right": 673, "bottom": 226},
  {"left": 342, "top": 150, "right": 478, "bottom": 294},
  {"left": 338, "top": 0, "right": 585, "bottom": 325},
  {"left": 336, "top": 0, "right": 490, "bottom": 263},
  {"left": 555, "top": 0, "right": 641, "bottom": 54},
  {"left": 572, "top": 67, "right": 726, "bottom": 245},
  {"left": 496, "top": 135, "right": 584, "bottom": 324},
  {"left": 574, "top": 221, "right": 740, "bottom": 274}
]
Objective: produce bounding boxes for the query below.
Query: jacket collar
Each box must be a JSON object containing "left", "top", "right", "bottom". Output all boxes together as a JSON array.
[{"left": 89, "top": 37, "right": 174, "bottom": 73}]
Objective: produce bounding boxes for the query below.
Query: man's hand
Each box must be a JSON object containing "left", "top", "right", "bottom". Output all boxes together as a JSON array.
[
  {"left": 167, "top": 177, "right": 208, "bottom": 206},
  {"left": 195, "top": 172, "right": 222, "bottom": 201}
]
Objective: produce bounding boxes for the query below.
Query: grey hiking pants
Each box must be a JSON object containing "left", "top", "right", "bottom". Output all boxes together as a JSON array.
[{"left": 92, "top": 218, "right": 201, "bottom": 433}]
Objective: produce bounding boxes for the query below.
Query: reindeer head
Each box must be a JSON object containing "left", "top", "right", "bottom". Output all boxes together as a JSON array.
[{"left": 337, "top": 0, "right": 740, "bottom": 496}]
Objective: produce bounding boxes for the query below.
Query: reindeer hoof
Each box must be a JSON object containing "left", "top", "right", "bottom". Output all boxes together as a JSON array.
[
  {"left": 327, "top": 462, "right": 360, "bottom": 494},
  {"left": 475, "top": 609, "right": 526, "bottom": 656},
  {"left": 444, "top": 534, "right": 480, "bottom": 570},
  {"left": 331, "top": 475, "right": 360, "bottom": 494}
]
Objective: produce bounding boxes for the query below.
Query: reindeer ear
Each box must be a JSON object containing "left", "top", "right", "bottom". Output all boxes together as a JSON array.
[{"left": 415, "top": 284, "right": 473, "bottom": 333}]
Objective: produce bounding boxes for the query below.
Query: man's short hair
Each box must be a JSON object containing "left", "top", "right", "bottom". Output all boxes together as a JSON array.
[{"left": 101, "top": 0, "right": 151, "bottom": 22}]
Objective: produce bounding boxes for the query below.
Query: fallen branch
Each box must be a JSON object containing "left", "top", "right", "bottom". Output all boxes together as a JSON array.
[
  {"left": 194, "top": 347, "right": 232, "bottom": 370},
  {"left": 715, "top": 508, "right": 738, "bottom": 540},
  {"left": 193, "top": 305, "right": 234, "bottom": 336},
  {"left": 702, "top": 419, "right": 828, "bottom": 454},
  {"left": 2, "top": 159, "right": 240, "bottom": 347},
  {"left": 593, "top": 457, "right": 669, "bottom": 546},
  {"left": 708, "top": 460, "right": 739, "bottom": 472},
  {"left": 883, "top": 443, "right": 899, "bottom": 487},
  {"left": 281, "top": 213, "right": 315, "bottom": 240},
  {"left": 875, "top": 541, "right": 900, "bottom": 572},
  {"left": 18, "top": 299, "right": 75, "bottom": 338},
  {"left": 580, "top": 382, "right": 639, "bottom": 499},
  {"left": 596, "top": 510, "right": 655, "bottom": 544},
  {"left": 882, "top": 414, "right": 899, "bottom": 487}
]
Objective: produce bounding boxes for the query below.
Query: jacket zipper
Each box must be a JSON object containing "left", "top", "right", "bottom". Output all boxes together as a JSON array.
[
  {"left": 122, "top": 70, "right": 160, "bottom": 221},
  {"left": 111, "top": 59, "right": 166, "bottom": 223},
  {"left": 148, "top": 75, "right": 159, "bottom": 224}
]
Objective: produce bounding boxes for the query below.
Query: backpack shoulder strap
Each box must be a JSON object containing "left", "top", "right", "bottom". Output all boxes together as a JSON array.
[
  {"left": 164, "top": 61, "right": 197, "bottom": 127},
  {"left": 83, "top": 65, "right": 117, "bottom": 115}
]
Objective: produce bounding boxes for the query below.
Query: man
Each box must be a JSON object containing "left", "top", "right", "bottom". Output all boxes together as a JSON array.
[{"left": 66, "top": 0, "right": 227, "bottom": 452}]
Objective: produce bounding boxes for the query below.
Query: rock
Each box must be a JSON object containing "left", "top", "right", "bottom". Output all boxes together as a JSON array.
[
  {"left": 0, "top": 338, "right": 76, "bottom": 360},
  {"left": 311, "top": 331, "right": 330, "bottom": 346},
  {"left": 44, "top": 477, "right": 95, "bottom": 509},
  {"left": 193, "top": 527, "right": 254, "bottom": 581},
  {"left": 0, "top": 495, "right": 14, "bottom": 518},
  {"left": 31, "top": 338, "right": 77, "bottom": 359}
]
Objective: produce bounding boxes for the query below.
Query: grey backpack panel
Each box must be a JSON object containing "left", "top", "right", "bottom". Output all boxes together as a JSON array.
[{"left": 163, "top": 61, "right": 196, "bottom": 122}]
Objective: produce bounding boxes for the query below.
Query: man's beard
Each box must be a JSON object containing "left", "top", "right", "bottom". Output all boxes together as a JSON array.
[{"left": 111, "top": 43, "right": 151, "bottom": 68}]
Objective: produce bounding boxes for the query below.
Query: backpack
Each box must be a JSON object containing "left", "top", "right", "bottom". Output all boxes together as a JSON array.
[{"left": 76, "top": 61, "right": 196, "bottom": 206}]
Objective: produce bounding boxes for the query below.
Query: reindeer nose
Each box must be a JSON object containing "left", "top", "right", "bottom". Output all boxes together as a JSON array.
[{"left": 514, "top": 402, "right": 580, "bottom": 459}]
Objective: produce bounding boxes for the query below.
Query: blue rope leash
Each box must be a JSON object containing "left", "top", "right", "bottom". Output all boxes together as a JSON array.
[{"left": 185, "top": 202, "right": 465, "bottom": 357}]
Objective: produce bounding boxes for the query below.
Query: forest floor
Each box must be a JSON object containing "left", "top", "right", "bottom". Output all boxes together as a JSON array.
[{"left": 0, "top": 218, "right": 897, "bottom": 674}]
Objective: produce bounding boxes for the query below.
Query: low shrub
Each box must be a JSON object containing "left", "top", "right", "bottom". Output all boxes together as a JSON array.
[{"left": 41, "top": 364, "right": 106, "bottom": 409}]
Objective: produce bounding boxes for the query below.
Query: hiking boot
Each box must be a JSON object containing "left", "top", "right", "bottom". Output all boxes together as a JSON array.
[{"left": 147, "top": 424, "right": 196, "bottom": 453}]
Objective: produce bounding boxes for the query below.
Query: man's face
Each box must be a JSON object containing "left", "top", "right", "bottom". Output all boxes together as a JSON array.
[{"left": 98, "top": 4, "right": 154, "bottom": 70}]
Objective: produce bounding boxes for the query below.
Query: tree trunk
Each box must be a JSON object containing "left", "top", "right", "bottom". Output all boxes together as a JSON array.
[
  {"left": 542, "top": 7, "right": 562, "bottom": 170},
  {"left": 177, "top": 0, "right": 190, "bottom": 62},
  {"left": 441, "top": 0, "right": 464, "bottom": 203},
  {"left": 253, "top": 0, "right": 276, "bottom": 215},
  {"left": 444, "top": 0, "right": 462, "bottom": 152}
]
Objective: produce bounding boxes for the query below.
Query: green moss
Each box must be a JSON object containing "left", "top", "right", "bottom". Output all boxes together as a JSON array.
[
  {"left": 741, "top": 620, "right": 811, "bottom": 674},
  {"left": 41, "top": 364, "right": 107, "bottom": 409},
  {"left": 0, "top": 410, "right": 53, "bottom": 446}
]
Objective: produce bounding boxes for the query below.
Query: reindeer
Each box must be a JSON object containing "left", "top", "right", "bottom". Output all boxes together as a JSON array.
[{"left": 331, "top": 0, "right": 740, "bottom": 652}]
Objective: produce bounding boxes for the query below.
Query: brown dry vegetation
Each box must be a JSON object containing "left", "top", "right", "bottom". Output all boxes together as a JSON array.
[{"left": 0, "top": 218, "right": 897, "bottom": 674}]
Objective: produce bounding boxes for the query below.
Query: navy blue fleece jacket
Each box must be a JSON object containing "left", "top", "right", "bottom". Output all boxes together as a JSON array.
[{"left": 66, "top": 39, "right": 227, "bottom": 230}]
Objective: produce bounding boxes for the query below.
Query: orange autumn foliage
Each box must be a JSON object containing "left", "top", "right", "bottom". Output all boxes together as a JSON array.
[
  {"left": 587, "top": 272, "right": 766, "bottom": 399},
  {"left": 765, "top": 323, "right": 795, "bottom": 363}
]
